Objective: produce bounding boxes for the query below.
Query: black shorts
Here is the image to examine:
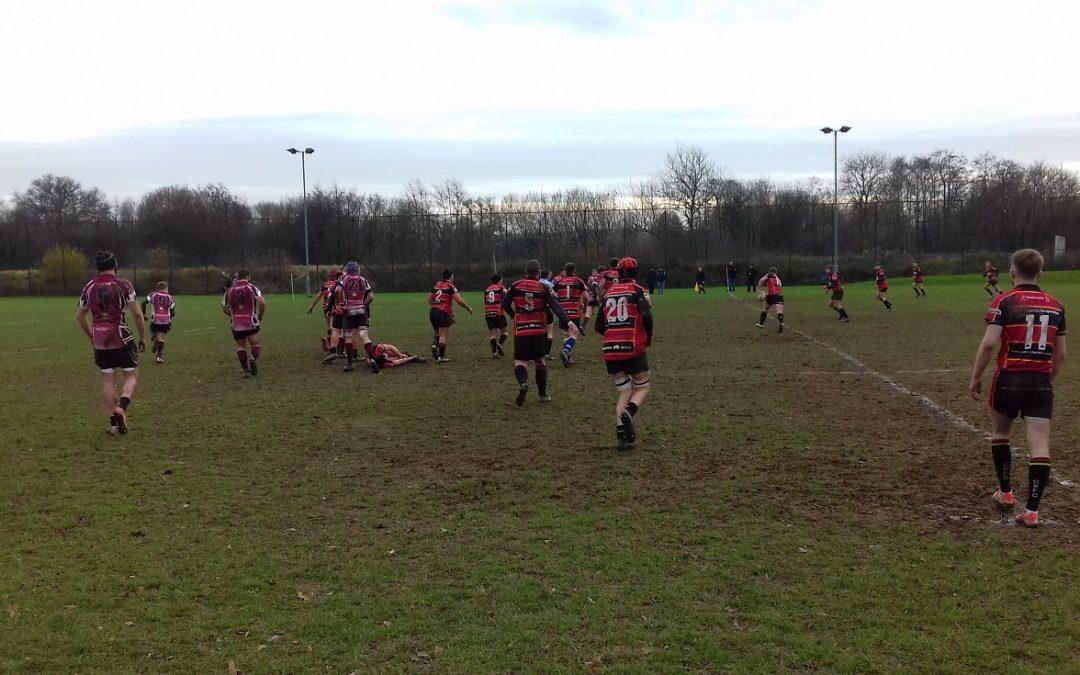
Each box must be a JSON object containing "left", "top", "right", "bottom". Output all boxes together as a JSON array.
[
  {"left": 150, "top": 322, "right": 171, "bottom": 334},
  {"left": 342, "top": 313, "right": 369, "bottom": 330},
  {"left": 94, "top": 343, "right": 139, "bottom": 372},
  {"left": 588, "top": 299, "right": 599, "bottom": 308},
  {"left": 831, "top": 290, "right": 845, "bottom": 301},
  {"left": 765, "top": 294, "right": 783, "bottom": 306},
  {"left": 232, "top": 327, "right": 260, "bottom": 341},
  {"left": 991, "top": 371, "right": 1053, "bottom": 420},
  {"left": 605, "top": 353, "right": 650, "bottom": 376},
  {"left": 429, "top": 308, "right": 454, "bottom": 330},
  {"left": 331, "top": 314, "right": 344, "bottom": 330},
  {"left": 485, "top": 315, "right": 508, "bottom": 330},
  {"left": 514, "top": 334, "right": 547, "bottom": 361}
]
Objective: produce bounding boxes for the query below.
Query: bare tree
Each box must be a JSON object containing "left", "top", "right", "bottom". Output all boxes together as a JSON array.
[{"left": 660, "top": 145, "right": 717, "bottom": 260}]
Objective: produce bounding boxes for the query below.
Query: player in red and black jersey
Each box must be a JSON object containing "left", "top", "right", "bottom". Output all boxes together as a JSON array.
[
  {"left": 755, "top": 267, "right": 785, "bottom": 332},
  {"left": 76, "top": 250, "right": 147, "bottom": 434},
  {"left": 598, "top": 258, "right": 620, "bottom": 301},
  {"left": 484, "top": 274, "right": 509, "bottom": 358},
  {"left": 501, "top": 259, "right": 574, "bottom": 406},
  {"left": 595, "top": 257, "right": 654, "bottom": 451},
  {"left": 983, "top": 260, "right": 1005, "bottom": 297},
  {"left": 873, "top": 264, "right": 893, "bottom": 311},
  {"left": 222, "top": 269, "right": 266, "bottom": 377},
  {"left": 428, "top": 269, "right": 473, "bottom": 363},
  {"left": 584, "top": 268, "right": 601, "bottom": 332},
  {"left": 912, "top": 260, "right": 926, "bottom": 297},
  {"left": 554, "top": 262, "right": 589, "bottom": 367},
  {"left": 142, "top": 281, "right": 175, "bottom": 363},
  {"left": 823, "top": 266, "right": 850, "bottom": 322},
  {"left": 309, "top": 269, "right": 342, "bottom": 354},
  {"left": 969, "top": 249, "right": 1067, "bottom": 527}
]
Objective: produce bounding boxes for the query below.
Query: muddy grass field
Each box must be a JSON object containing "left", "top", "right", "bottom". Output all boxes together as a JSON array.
[{"left": 2, "top": 273, "right": 1079, "bottom": 672}]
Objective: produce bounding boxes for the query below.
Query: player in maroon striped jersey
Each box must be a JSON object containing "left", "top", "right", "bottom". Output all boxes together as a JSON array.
[
  {"left": 983, "top": 260, "right": 1005, "bottom": 297},
  {"left": 501, "top": 259, "right": 574, "bottom": 406},
  {"left": 755, "top": 267, "right": 785, "bottom": 332},
  {"left": 483, "top": 274, "right": 509, "bottom": 359},
  {"left": 75, "top": 251, "right": 147, "bottom": 434},
  {"left": 428, "top": 269, "right": 473, "bottom": 363},
  {"left": 333, "top": 261, "right": 378, "bottom": 373},
  {"left": 221, "top": 269, "right": 266, "bottom": 377},
  {"left": 583, "top": 267, "right": 601, "bottom": 332},
  {"left": 598, "top": 258, "right": 620, "bottom": 300},
  {"left": 554, "top": 263, "right": 589, "bottom": 367},
  {"left": 141, "top": 281, "right": 175, "bottom": 363},
  {"left": 595, "top": 257, "right": 653, "bottom": 451},
  {"left": 823, "top": 266, "right": 850, "bottom": 322},
  {"left": 969, "top": 249, "right": 1067, "bottom": 527},
  {"left": 873, "top": 264, "right": 893, "bottom": 311},
  {"left": 912, "top": 260, "right": 926, "bottom": 297}
]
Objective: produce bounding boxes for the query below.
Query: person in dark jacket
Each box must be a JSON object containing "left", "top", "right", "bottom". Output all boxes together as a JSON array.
[
  {"left": 746, "top": 264, "right": 758, "bottom": 292},
  {"left": 646, "top": 267, "right": 657, "bottom": 294},
  {"left": 694, "top": 267, "right": 707, "bottom": 294}
]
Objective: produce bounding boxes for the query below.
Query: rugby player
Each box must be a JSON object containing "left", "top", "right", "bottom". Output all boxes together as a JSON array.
[
  {"left": 428, "top": 269, "right": 473, "bottom": 363},
  {"left": 595, "top": 257, "right": 653, "bottom": 451},
  {"left": 484, "top": 274, "right": 509, "bottom": 358},
  {"left": 983, "top": 260, "right": 1005, "bottom": 297},
  {"left": 76, "top": 250, "right": 147, "bottom": 434},
  {"left": 755, "top": 267, "right": 784, "bottom": 332},
  {"left": 221, "top": 269, "right": 265, "bottom": 377},
  {"left": 142, "top": 281, "right": 175, "bottom": 363},
  {"left": 554, "top": 262, "right": 589, "bottom": 367},
  {"left": 969, "top": 249, "right": 1066, "bottom": 528},
  {"left": 583, "top": 267, "right": 601, "bottom": 332},
  {"left": 873, "top": 264, "right": 893, "bottom": 311},
  {"left": 823, "top": 265, "right": 850, "bottom": 321},
  {"left": 308, "top": 269, "right": 341, "bottom": 353},
  {"left": 334, "top": 261, "right": 377, "bottom": 373},
  {"left": 501, "top": 259, "right": 575, "bottom": 406},
  {"left": 540, "top": 268, "right": 556, "bottom": 358},
  {"left": 600, "top": 258, "right": 620, "bottom": 299},
  {"left": 912, "top": 260, "right": 927, "bottom": 297},
  {"left": 371, "top": 342, "right": 427, "bottom": 369}
]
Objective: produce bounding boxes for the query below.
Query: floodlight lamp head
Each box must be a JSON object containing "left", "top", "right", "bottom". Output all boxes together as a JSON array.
[
  {"left": 286, "top": 148, "right": 299, "bottom": 154},
  {"left": 839, "top": 125, "right": 852, "bottom": 133},
  {"left": 304, "top": 147, "right": 315, "bottom": 154},
  {"left": 820, "top": 127, "right": 833, "bottom": 134}
]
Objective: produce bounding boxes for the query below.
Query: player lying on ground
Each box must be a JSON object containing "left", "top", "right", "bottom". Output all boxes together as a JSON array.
[
  {"left": 595, "top": 257, "right": 653, "bottom": 451},
  {"left": 873, "top": 264, "right": 893, "bottom": 311},
  {"left": 755, "top": 267, "right": 784, "bottom": 333},
  {"left": 428, "top": 269, "right": 474, "bottom": 363},
  {"left": 142, "top": 281, "right": 175, "bottom": 363},
  {"left": 823, "top": 265, "right": 850, "bottom": 322},
  {"left": 502, "top": 259, "right": 576, "bottom": 406},
  {"left": 371, "top": 343, "right": 427, "bottom": 368},
  {"left": 983, "top": 261, "right": 1005, "bottom": 297},
  {"left": 484, "top": 274, "right": 510, "bottom": 358},
  {"left": 76, "top": 250, "right": 147, "bottom": 434},
  {"left": 222, "top": 269, "right": 265, "bottom": 378},
  {"left": 969, "top": 248, "right": 1067, "bottom": 528}
]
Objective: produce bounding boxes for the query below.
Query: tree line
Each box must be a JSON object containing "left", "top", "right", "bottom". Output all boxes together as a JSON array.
[{"left": 2, "top": 146, "right": 1079, "bottom": 292}]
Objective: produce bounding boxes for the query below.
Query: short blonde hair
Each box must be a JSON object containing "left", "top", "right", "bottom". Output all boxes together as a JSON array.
[{"left": 1011, "top": 248, "right": 1044, "bottom": 279}]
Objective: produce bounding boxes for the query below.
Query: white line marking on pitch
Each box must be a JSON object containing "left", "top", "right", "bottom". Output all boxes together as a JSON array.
[
  {"left": 798, "top": 369, "right": 958, "bottom": 375},
  {"left": 0, "top": 346, "right": 48, "bottom": 356}
]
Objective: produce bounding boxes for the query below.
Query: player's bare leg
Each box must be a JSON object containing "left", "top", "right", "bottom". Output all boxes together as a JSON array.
[
  {"left": 513, "top": 359, "right": 530, "bottom": 407},
  {"left": 358, "top": 329, "right": 379, "bottom": 372},
  {"left": 343, "top": 329, "right": 358, "bottom": 372},
  {"left": 246, "top": 333, "right": 262, "bottom": 376},
  {"left": 322, "top": 328, "right": 343, "bottom": 364},
  {"left": 544, "top": 323, "right": 554, "bottom": 360},
  {"left": 101, "top": 371, "right": 119, "bottom": 432},
  {"left": 235, "top": 339, "right": 251, "bottom": 377},
  {"left": 773, "top": 302, "right": 785, "bottom": 332},
  {"left": 612, "top": 373, "right": 634, "bottom": 450},
  {"left": 619, "top": 371, "right": 651, "bottom": 449},
  {"left": 560, "top": 322, "right": 580, "bottom": 367},
  {"left": 488, "top": 327, "right": 502, "bottom": 359},
  {"left": 436, "top": 326, "right": 450, "bottom": 363},
  {"left": 876, "top": 291, "right": 893, "bottom": 311},
  {"left": 152, "top": 329, "right": 166, "bottom": 363}
]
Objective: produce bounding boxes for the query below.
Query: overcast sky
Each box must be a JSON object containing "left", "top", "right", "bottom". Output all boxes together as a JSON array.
[{"left": 2, "top": 0, "right": 1079, "bottom": 202}]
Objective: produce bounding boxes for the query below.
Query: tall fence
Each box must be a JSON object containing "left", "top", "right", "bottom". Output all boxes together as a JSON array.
[{"left": 4, "top": 197, "right": 1080, "bottom": 295}]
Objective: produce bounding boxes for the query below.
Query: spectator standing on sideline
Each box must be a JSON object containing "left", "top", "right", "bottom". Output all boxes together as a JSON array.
[
  {"left": 656, "top": 268, "right": 667, "bottom": 295},
  {"left": 726, "top": 261, "right": 737, "bottom": 293},
  {"left": 646, "top": 267, "right": 657, "bottom": 294},
  {"left": 746, "top": 264, "right": 757, "bottom": 292},
  {"left": 694, "top": 267, "right": 707, "bottom": 294}
]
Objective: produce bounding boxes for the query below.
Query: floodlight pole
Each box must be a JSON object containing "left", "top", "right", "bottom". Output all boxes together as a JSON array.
[
  {"left": 287, "top": 147, "right": 315, "bottom": 295},
  {"left": 820, "top": 126, "right": 850, "bottom": 272}
]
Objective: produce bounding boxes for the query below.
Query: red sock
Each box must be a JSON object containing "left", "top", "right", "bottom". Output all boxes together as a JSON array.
[{"left": 251, "top": 345, "right": 262, "bottom": 360}]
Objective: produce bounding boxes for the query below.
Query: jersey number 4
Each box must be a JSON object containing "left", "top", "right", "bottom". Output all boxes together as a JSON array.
[
  {"left": 1024, "top": 313, "right": 1051, "bottom": 350},
  {"left": 605, "top": 296, "right": 629, "bottom": 322}
]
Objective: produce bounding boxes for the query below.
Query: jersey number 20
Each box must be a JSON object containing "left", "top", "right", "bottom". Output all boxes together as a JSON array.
[{"left": 605, "top": 296, "right": 629, "bottom": 322}]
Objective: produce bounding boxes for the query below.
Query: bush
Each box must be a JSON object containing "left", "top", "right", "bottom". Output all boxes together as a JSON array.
[{"left": 38, "top": 245, "right": 89, "bottom": 294}]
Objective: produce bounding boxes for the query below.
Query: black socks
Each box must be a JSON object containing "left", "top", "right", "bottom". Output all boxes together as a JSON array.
[
  {"left": 536, "top": 366, "right": 548, "bottom": 396},
  {"left": 514, "top": 365, "right": 527, "bottom": 385},
  {"left": 991, "top": 442, "right": 1012, "bottom": 493},
  {"left": 1027, "top": 459, "right": 1051, "bottom": 512}
]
